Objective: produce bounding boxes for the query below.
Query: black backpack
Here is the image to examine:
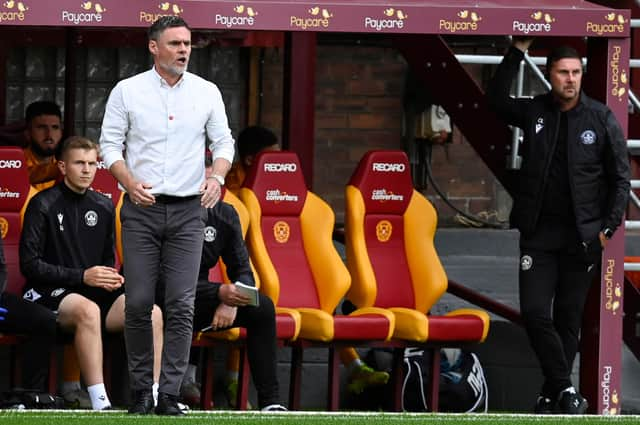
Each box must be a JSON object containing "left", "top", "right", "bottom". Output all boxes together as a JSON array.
[
  {"left": 0, "top": 388, "right": 64, "bottom": 409},
  {"left": 402, "top": 347, "right": 488, "bottom": 412}
]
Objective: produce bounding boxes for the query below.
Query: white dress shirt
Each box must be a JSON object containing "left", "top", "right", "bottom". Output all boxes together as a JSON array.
[{"left": 99, "top": 67, "right": 235, "bottom": 196}]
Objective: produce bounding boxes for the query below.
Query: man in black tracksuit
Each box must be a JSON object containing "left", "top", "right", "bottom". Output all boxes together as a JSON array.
[
  {"left": 487, "top": 39, "right": 630, "bottom": 414},
  {"left": 188, "top": 192, "right": 284, "bottom": 411},
  {"left": 20, "top": 136, "right": 125, "bottom": 410}
]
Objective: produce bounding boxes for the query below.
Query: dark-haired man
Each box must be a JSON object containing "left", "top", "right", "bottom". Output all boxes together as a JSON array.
[
  {"left": 487, "top": 39, "right": 630, "bottom": 414},
  {"left": 23, "top": 101, "right": 63, "bottom": 190},
  {"left": 100, "top": 15, "right": 235, "bottom": 415}
]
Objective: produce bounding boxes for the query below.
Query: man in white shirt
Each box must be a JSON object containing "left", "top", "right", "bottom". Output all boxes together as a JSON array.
[{"left": 99, "top": 15, "right": 234, "bottom": 416}]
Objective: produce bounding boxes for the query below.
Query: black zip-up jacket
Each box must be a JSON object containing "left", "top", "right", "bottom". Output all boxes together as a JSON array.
[
  {"left": 487, "top": 46, "right": 630, "bottom": 241},
  {"left": 197, "top": 201, "right": 255, "bottom": 298},
  {"left": 20, "top": 182, "right": 116, "bottom": 290}
]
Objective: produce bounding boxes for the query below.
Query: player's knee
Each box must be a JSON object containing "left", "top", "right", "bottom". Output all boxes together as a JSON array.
[
  {"left": 75, "top": 300, "right": 101, "bottom": 328},
  {"left": 256, "top": 294, "right": 275, "bottom": 319}
]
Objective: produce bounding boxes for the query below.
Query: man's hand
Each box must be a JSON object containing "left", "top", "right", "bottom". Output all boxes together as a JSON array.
[
  {"left": 512, "top": 36, "right": 534, "bottom": 53},
  {"left": 83, "top": 266, "right": 124, "bottom": 291},
  {"left": 127, "top": 181, "right": 155, "bottom": 207},
  {"left": 599, "top": 231, "right": 608, "bottom": 249},
  {"left": 199, "top": 177, "right": 221, "bottom": 208},
  {"left": 210, "top": 303, "right": 237, "bottom": 330},
  {"left": 0, "top": 306, "right": 7, "bottom": 321},
  {"left": 218, "top": 283, "right": 251, "bottom": 307}
]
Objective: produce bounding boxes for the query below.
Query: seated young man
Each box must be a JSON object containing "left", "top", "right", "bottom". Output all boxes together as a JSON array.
[
  {"left": 185, "top": 158, "right": 286, "bottom": 411},
  {"left": 19, "top": 136, "right": 163, "bottom": 410}
]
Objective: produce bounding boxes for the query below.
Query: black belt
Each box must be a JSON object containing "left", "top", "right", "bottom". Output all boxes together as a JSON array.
[{"left": 153, "top": 194, "right": 199, "bottom": 204}]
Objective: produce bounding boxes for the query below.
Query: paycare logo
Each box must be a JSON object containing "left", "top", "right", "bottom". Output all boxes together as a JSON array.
[
  {"left": 586, "top": 12, "right": 626, "bottom": 36},
  {"left": 440, "top": 9, "right": 482, "bottom": 33},
  {"left": 139, "top": 2, "right": 183, "bottom": 23},
  {"left": 364, "top": 8, "right": 407, "bottom": 32},
  {"left": 290, "top": 6, "right": 333, "bottom": 30},
  {"left": 61, "top": 2, "right": 107, "bottom": 25},
  {"left": 604, "top": 258, "right": 622, "bottom": 314},
  {"left": 601, "top": 365, "right": 619, "bottom": 415},
  {"left": 513, "top": 11, "right": 554, "bottom": 34},
  {"left": 609, "top": 45, "right": 628, "bottom": 101},
  {"left": 0, "top": 0, "right": 28, "bottom": 23},
  {"left": 215, "top": 4, "right": 257, "bottom": 28}
]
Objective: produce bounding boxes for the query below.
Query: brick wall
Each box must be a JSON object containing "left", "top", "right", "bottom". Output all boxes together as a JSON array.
[{"left": 259, "top": 43, "right": 506, "bottom": 226}]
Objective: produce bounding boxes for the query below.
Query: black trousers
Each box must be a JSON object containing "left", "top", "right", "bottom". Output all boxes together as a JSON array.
[
  {"left": 192, "top": 282, "right": 280, "bottom": 408},
  {"left": 518, "top": 221, "right": 601, "bottom": 398},
  {"left": 0, "top": 292, "right": 58, "bottom": 390}
]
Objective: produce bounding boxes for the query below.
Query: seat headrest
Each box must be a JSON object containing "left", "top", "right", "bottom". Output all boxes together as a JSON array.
[
  {"left": 0, "top": 147, "right": 31, "bottom": 212},
  {"left": 91, "top": 158, "right": 120, "bottom": 205},
  {"left": 348, "top": 150, "right": 413, "bottom": 215},
  {"left": 243, "top": 151, "right": 307, "bottom": 216}
]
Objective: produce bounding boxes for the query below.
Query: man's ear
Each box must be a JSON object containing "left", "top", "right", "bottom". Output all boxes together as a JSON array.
[
  {"left": 149, "top": 40, "right": 158, "bottom": 55},
  {"left": 57, "top": 160, "right": 66, "bottom": 176},
  {"left": 244, "top": 155, "right": 254, "bottom": 168}
]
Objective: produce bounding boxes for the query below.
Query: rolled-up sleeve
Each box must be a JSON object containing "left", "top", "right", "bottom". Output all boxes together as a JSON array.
[
  {"left": 99, "top": 82, "right": 128, "bottom": 169},
  {"left": 206, "top": 85, "right": 235, "bottom": 164}
]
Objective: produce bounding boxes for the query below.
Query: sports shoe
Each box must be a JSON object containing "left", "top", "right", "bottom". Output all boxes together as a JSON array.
[
  {"left": 534, "top": 395, "right": 554, "bottom": 414},
  {"left": 261, "top": 403, "right": 288, "bottom": 411},
  {"left": 179, "top": 379, "right": 201, "bottom": 407},
  {"left": 63, "top": 388, "right": 92, "bottom": 409},
  {"left": 346, "top": 363, "right": 390, "bottom": 395},
  {"left": 225, "top": 378, "right": 253, "bottom": 409},
  {"left": 557, "top": 391, "right": 588, "bottom": 414}
]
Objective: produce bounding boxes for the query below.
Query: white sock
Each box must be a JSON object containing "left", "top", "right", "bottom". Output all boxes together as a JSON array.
[
  {"left": 61, "top": 381, "right": 81, "bottom": 394},
  {"left": 87, "top": 383, "right": 110, "bottom": 410},
  {"left": 185, "top": 364, "right": 197, "bottom": 383},
  {"left": 152, "top": 382, "right": 159, "bottom": 407}
]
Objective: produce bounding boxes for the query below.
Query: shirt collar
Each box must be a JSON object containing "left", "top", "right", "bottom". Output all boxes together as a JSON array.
[{"left": 151, "top": 66, "right": 188, "bottom": 88}]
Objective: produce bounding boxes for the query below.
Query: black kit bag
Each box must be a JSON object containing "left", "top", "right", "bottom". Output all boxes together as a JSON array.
[
  {"left": 0, "top": 388, "right": 64, "bottom": 409},
  {"left": 401, "top": 347, "right": 488, "bottom": 412}
]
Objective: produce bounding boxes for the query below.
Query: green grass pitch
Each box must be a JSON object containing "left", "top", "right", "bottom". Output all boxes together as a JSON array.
[{"left": 1, "top": 411, "right": 640, "bottom": 425}]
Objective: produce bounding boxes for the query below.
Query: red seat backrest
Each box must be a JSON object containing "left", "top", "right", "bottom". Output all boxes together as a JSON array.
[
  {"left": 0, "top": 147, "right": 31, "bottom": 295},
  {"left": 91, "top": 158, "right": 121, "bottom": 206},
  {"left": 243, "top": 151, "right": 319, "bottom": 308},
  {"left": 348, "top": 150, "right": 416, "bottom": 308}
]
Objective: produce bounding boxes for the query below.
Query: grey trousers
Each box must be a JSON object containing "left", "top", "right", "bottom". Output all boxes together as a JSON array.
[{"left": 121, "top": 195, "right": 204, "bottom": 396}]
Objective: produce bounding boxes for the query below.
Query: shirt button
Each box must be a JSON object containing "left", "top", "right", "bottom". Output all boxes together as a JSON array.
[{"left": 169, "top": 115, "right": 174, "bottom": 120}]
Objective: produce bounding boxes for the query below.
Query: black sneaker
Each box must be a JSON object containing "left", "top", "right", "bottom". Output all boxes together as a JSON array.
[
  {"left": 128, "top": 389, "right": 153, "bottom": 415},
  {"left": 155, "top": 393, "right": 185, "bottom": 416},
  {"left": 557, "top": 391, "right": 588, "bottom": 414},
  {"left": 534, "top": 395, "right": 554, "bottom": 414}
]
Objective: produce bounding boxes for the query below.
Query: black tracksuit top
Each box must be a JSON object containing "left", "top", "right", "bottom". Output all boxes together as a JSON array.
[
  {"left": 487, "top": 46, "right": 630, "bottom": 242},
  {"left": 19, "top": 182, "right": 116, "bottom": 291},
  {"left": 197, "top": 200, "right": 255, "bottom": 298}
]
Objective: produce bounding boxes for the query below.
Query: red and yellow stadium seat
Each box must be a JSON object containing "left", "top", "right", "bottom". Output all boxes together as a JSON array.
[
  {"left": 195, "top": 187, "right": 300, "bottom": 410},
  {"left": 239, "top": 151, "right": 395, "bottom": 410},
  {"left": 345, "top": 150, "right": 490, "bottom": 411}
]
